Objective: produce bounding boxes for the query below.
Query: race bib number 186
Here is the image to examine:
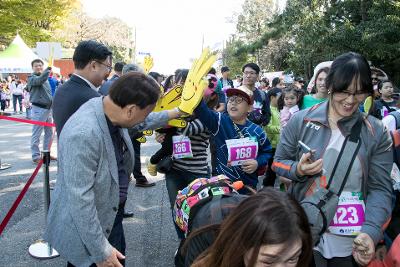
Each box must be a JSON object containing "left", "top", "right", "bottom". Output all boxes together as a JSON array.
[{"left": 173, "top": 136, "right": 193, "bottom": 159}]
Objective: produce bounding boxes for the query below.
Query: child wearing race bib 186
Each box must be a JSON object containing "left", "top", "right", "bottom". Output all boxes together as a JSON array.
[{"left": 194, "top": 85, "right": 272, "bottom": 190}]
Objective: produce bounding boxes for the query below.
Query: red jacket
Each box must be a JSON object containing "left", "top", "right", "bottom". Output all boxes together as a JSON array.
[{"left": 368, "top": 235, "right": 400, "bottom": 267}]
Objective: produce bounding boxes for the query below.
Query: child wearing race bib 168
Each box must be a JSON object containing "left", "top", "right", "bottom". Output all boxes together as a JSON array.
[{"left": 195, "top": 86, "right": 272, "bottom": 190}]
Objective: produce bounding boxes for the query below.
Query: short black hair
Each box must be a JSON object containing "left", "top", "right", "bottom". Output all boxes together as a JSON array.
[
  {"left": 272, "top": 77, "right": 281, "bottom": 87},
  {"left": 221, "top": 66, "right": 230, "bottom": 73},
  {"left": 72, "top": 40, "right": 112, "bottom": 70},
  {"left": 31, "top": 59, "right": 44, "bottom": 67},
  {"left": 109, "top": 72, "right": 160, "bottom": 109},
  {"left": 326, "top": 52, "right": 373, "bottom": 96},
  {"left": 378, "top": 79, "right": 393, "bottom": 92},
  {"left": 261, "top": 77, "right": 269, "bottom": 86},
  {"left": 266, "top": 87, "right": 281, "bottom": 100},
  {"left": 114, "top": 62, "right": 125, "bottom": 72},
  {"left": 242, "top": 63, "right": 260, "bottom": 74},
  {"left": 208, "top": 67, "right": 216, "bottom": 75},
  {"left": 175, "top": 69, "right": 189, "bottom": 85},
  {"left": 148, "top": 71, "right": 162, "bottom": 80}
]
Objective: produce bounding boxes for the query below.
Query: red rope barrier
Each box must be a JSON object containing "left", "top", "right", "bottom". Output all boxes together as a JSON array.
[
  {"left": 0, "top": 115, "right": 55, "bottom": 127},
  {"left": 0, "top": 159, "right": 44, "bottom": 236},
  {"left": 0, "top": 114, "right": 57, "bottom": 235}
]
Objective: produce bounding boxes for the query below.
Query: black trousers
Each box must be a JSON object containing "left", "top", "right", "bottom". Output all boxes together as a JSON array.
[
  {"left": 67, "top": 202, "right": 126, "bottom": 267},
  {"left": 263, "top": 148, "right": 276, "bottom": 187},
  {"left": 150, "top": 132, "right": 174, "bottom": 164},
  {"left": 12, "top": 94, "right": 22, "bottom": 112},
  {"left": 131, "top": 138, "right": 146, "bottom": 183},
  {"left": 310, "top": 250, "right": 358, "bottom": 267}
]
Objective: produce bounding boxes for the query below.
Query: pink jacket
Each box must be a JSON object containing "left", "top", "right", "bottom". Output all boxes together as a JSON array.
[{"left": 280, "top": 105, "right": 299, "bottom": 128}]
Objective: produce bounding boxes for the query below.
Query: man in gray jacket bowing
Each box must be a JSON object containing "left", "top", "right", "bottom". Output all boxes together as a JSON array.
[{"left": 45, "top": 72, "right": 185, "bottom": 267}]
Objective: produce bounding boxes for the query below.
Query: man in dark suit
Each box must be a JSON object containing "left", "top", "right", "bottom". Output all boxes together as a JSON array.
[
  {"left": 53, "top": 40, "right": 112, "bottom": 137},
  {"left": 99, "top": 62, "right": 125, "bottom": 96},
  {"left": 52, "top": 40, "right": 146, "bottom": 219}
]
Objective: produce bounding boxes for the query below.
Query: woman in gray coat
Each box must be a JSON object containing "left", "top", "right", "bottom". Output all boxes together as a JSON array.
[{"left": 273, "top": 52, "right": 393, "bottom": 267}]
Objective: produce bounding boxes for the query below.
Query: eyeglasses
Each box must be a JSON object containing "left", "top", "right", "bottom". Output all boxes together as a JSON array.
[
  {"left": 94, "top": 60, "right": 112, "bottom": 72},
  {"left": 228, "top": 96, "right": 246, "bottom": 104},
  {"left": 371, "top": 77, "right": 379, "bottom": 81},
  {"left": 243, "top": 71, "right": 257, "bottom": 76},
  {"left": 334, "top": 91, "right": 369, "bottom": 101}
]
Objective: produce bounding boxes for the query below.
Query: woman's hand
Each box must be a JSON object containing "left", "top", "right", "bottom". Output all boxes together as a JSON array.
[
  {"left": 155, "top": 133, "right": 166, "bottom": 143},
  {"left": 296, "top": 152, "right": 323, "bottom": 176},
  {"left": 352, "top": 233, "right": 375, "bottom": 266}
]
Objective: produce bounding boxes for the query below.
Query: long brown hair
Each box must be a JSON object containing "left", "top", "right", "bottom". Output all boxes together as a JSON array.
[{"left": 191, "top": 188, "right": 312, "bottom": 267}]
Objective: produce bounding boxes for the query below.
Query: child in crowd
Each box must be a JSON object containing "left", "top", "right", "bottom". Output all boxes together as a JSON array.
[
  {"left": 23, "top": 86, "right": 31, "bottom": 119},
  {"left": 263, "top": 88, "right": 282, "bottom": 187},
  {"left": 194, "top": 86, "right": 272, "bottom": 190},
  {"left": 0, "top": 82, "right": 7, "bottom": 112},
  {"left": 279, "top": 85, "right": 302, "bottom": 128},
  {"left": 147, "top": 71, "right": 219, "bottom": 176},
  {"left": 371, "top": 79, "right": 397, "bottom": 119},
  {"left": 147, "top": 69, "right": 188, "bottom": 175}
]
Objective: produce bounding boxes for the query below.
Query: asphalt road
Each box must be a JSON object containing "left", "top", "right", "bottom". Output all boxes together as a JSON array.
[{"left": 0, "top": 113, "right": 178, "bottom": 267}]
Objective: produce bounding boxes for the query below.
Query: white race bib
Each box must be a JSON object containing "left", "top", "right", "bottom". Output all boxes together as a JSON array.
[
  {"left": 226, "top": 137, "right": 258, "bottom": 166},
  {"left": 172, "top": 136, "right": 193, "bottom": 159},
  {"left": 328, "top": 191, "right": 365, "bottom": 236}
]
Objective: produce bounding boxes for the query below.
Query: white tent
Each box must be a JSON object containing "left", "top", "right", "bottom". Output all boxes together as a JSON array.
[{"left": 0, "top": 34, "right": 60, "bottom": 73}]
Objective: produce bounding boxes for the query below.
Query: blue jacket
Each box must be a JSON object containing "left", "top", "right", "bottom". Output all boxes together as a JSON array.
[
  {"left": 195, "top": 100, "right": 272, "bottom": 188},
  {"left": 99, "top": 74, "right": 119, "bottom": 96}
]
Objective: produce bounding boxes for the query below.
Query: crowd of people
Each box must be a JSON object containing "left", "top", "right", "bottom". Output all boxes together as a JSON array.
[
  {"left": 8, "top": 38, "right": 399, "bottom": 267},
  {"left": 0, "top": 71, "right": 65, "bottom": 117}
]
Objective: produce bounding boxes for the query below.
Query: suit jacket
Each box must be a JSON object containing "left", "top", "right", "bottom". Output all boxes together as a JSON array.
[
  {"left": 98, "top": 74, "right": 119, "bottom": 96},
  {"left": 45, "top": 97, "right": 134, "bottom": 266},
  {"left": 53, "top": 74, "right": 100, "bottom": 137},
  {"left": 45, "top": 97, "right": 170, "bottom": 266}
]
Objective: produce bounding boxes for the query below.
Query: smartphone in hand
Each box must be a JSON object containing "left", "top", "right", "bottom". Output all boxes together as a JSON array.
[{"left": 298, "top": 141, "right": 315, "bottom": 162}]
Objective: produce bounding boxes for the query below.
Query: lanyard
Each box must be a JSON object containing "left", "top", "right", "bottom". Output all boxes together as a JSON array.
[
  {"left": 232, "top": 121, "right": 245, "bottom": 139},
  {"left": 178, "top": 124, "right": 190, "bottom": 142}
]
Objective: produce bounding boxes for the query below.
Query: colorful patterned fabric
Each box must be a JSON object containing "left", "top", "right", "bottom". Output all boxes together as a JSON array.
[{"left": 173, "top": 175, "right": 238, "bottom": 236}]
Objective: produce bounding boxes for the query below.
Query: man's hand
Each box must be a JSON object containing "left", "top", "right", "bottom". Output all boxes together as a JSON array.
[
  {"left": 96, "top": 247, "right": 125, "bottom": 267},
  {"left": 296, "top": 152, "right": 323, "bottom": 176},
  {"left": 241, "top": 159, "right": 258, "bottom": 174},
  {"left": 352, "top": 233, "right": 375, "bottom": 266},
  {"left": 155, "top": 133, "right": 166, "bottom": 143}
]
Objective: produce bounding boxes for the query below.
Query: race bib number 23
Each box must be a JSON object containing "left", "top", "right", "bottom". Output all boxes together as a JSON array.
[{"left": 328, "top": 192, "right": 365, "bottom": 236}]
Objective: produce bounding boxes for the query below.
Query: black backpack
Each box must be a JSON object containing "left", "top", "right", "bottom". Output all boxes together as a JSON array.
[{"left": 175, "top": 194, "right": 248, "bottom": 267}]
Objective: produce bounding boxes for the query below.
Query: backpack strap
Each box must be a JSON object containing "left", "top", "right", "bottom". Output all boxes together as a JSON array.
[
  {"left": 391, "top": 130, "right": 400, "bottom": 168},
  {"left": 327, "top": 118, "right": 363, "bottom": 195},
  {"left": 381, "top": 99, "right": 397, "bottom": 113},
  {"left": 389, "top": 111, "right": 400, "bottom": 129}
]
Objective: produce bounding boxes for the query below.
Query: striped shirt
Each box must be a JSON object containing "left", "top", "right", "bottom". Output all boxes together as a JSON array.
[{"left": 172, "top": 119, "right": 211, "bottom": 175}]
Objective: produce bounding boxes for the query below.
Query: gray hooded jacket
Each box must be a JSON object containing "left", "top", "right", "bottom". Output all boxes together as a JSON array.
[{"left": 273, "top": 101, "right": 393, "bottom": 245}]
